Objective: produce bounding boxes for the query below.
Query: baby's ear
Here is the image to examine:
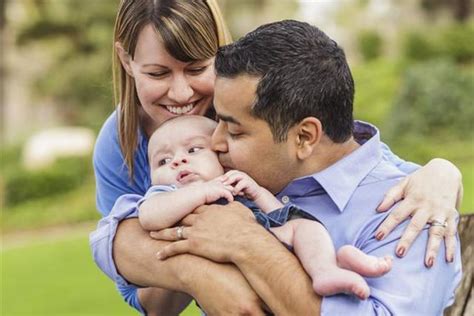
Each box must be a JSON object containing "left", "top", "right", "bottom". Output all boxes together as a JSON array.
[{"left": 294, "top": 117, "right": 322, "bottom": 160}]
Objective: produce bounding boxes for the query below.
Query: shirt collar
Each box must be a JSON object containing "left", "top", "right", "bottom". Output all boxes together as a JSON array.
[{"left": 280, "top": 121, "right": 382, "bottom": 212}]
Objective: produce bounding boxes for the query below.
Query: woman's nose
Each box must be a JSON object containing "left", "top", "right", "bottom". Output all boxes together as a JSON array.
[{"left": 168, "top": 74, "right": 193, "bottom": 104}]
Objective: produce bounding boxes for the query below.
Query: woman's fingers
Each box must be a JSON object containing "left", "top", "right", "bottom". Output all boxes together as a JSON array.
[
  {"left": 375, "top": 199, "right": 413, "bottom": 241},
  {"left": 377, "top": 178, "right": 407, "bottom": 212},
  {"left": 394, "top": 209, "right": 431, "bottom": 258},
  {"left": 424, "top": 223, "right": 446, "bottom": 268},
  {"left": 444, "top": 211, "right": 458, "bottom": 263}
]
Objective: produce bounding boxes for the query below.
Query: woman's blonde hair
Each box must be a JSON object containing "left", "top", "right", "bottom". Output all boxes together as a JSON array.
[{"left": 113, "top": 0, "right": 231, "bottom": 180}]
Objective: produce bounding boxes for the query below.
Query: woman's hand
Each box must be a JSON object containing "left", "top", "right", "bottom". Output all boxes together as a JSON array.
[{"left": 375, "top": 158, "right": 462, "bottom": 267}]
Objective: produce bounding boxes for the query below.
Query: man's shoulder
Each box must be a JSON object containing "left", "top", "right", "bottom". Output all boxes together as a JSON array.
[{"left": 360, "top": 158, "right": 407, "bottom": 188}]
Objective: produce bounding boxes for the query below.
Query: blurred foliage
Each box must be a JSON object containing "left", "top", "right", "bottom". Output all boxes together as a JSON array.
[
  {"left": 402, "top": 22, "right": 474, "bottom": 63},
  {"left": 3, "top": 156, "right": 93, "bottom": 207},
  {"left": 357, "top": 30, "right": 383, "bottom": 61},
  {"left": 15, "top": 0, "right": 119, "bottom": 129},
  {"left": 353, "top": 59, "right": 403, "bottom": 128},
  {"left": 387, "top": 59, "right": 474, "bottom": 140},
  {"left": 2, "top": 178, "right": 98, "bottom": 232}
]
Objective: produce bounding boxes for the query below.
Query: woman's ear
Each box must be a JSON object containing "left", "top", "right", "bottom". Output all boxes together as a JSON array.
[
  {"left": 294, "top": 117, "right": 322, "bottom": 160},
  {"left": 115, "top": 42, "right": 134, "bottom": 77}
]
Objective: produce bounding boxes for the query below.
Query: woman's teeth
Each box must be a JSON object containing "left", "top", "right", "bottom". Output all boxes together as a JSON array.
[{"left": 165, "top": 103, "right": 195, "bottom": 114}]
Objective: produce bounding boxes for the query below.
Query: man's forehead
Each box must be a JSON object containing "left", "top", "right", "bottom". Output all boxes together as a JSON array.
[{"left": 214, "top": 75, "right": 259, "bottom": 121}]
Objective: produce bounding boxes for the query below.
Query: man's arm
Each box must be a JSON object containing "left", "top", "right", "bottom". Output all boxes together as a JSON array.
[
  {"left": 114, "top": 218, "right": 267, "bottom": 315},
  {"left": 155, "top": 202, "right": 321, "bottom": 314}
]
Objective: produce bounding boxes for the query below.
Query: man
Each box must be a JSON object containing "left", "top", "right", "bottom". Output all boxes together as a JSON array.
[{"left": 92, "top": 20, "right": 461, "bottom": 314}]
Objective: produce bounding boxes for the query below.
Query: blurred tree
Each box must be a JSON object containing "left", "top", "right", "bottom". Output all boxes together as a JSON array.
[
  {"left": 421, "top": 0, "right": 472, "bottom": 22},
  {"left": 388, "top": 59, "right": 474, "bottom": 140},
  {"left": 0, "top": 0, "right": 6, "bottom": 137},
  {"left": 15, "top": 0, "right": 119, "bottom": 129},
  {"left": 357, "top": 30, "right": 383, "bottom": 61},
  {"left": 402, "top": 22, "right": 474, "bottom": 63}
]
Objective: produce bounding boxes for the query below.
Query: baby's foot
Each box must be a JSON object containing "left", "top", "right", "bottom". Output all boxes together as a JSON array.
[
  {"left": 337, "top": 245, "right": 393, "bottom": 277},
  {"left": 313, "top": 268, "right": 370, "bottom": 300}
]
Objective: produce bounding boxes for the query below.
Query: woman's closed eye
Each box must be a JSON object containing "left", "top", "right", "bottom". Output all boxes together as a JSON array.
[
  {"left": 147, "top": 71, "right": 169, "bottom": 79},
  {"left": 187, "top": 66, "right": 207, "bottom": 75}
]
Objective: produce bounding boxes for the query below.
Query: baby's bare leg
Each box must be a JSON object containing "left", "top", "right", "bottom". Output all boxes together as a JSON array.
[
  {"left": 337, "top": 245, "right": 392, "bottom": 277},
  {"left": 271, "top": 219, "right": 371, "bottom": 299}
]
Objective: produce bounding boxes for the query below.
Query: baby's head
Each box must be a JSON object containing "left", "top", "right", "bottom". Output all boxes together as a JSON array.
[{"left": 147, "top": 115, "right": 224, "bottom": 186}]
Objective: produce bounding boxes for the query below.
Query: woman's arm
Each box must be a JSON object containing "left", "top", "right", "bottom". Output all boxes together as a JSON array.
[
  {"left": 137, "top": 288, "right": 192, "bottom": 316},
  {"left": 114, "top": 218, "right": 267, "bottom": 315}
]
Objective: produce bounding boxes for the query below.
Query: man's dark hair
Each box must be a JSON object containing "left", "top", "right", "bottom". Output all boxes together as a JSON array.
[{"left": 215, "top": 20, "right": 354, "bottom": 143}]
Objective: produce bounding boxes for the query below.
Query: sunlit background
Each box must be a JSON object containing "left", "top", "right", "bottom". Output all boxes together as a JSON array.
[{"left": 1, "top": 0, "right": 473, "bottom": 315}]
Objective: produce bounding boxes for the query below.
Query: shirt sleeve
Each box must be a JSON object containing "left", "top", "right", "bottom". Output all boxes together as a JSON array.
[
  {"left": 380, "top": 141, "right": 420, "bottom": 175},
  {"left": 321, "top": 218, "right": 462, "bottom": 315},
  {"left": 93, "top": 111, "right": 149, "bottom": 216},
  {"left": 89, "top": 193, "right": 146, "bottom": 314}
]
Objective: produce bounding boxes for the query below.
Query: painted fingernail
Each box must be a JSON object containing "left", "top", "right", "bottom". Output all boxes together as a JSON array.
[
  {"left": 396, "top": 247, "right": 405, "bottom": 257},
  {"left": 375, "top": 231, "right": 385, "bottom": 240},
  {"left": 426, "top": 257, "right": 434, "bottom": 268}
]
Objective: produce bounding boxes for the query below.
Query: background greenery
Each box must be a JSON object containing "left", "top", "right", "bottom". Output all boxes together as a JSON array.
[{"left": 1, "top": 0, "right": 473, "bottom": 315}]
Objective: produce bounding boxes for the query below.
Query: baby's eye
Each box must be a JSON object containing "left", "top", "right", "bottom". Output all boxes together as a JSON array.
[
  {"left": 158, "top": 157, "right": 172, "bottom": 166},
  {"left": 188, "top": 147, "right": 203, "bottom": 154}
]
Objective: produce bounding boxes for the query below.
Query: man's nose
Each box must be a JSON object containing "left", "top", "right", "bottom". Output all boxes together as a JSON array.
[
  {"left": 168, "top": 74, "right": 193, "bottom": 104},
  {"left": 211, "top": 122, "right": 228, "bottom": 153}
]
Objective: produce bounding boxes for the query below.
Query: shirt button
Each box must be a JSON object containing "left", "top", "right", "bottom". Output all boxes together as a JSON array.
[{"left": 281, "top": 196, "right": 290, "bottom": 204}]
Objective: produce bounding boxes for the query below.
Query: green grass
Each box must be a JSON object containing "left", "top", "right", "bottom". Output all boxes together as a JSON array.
[{"left": 1, "top": 235, "right": 201, "bottom": 316}]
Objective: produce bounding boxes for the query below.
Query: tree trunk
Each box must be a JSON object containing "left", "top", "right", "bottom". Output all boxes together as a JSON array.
[{"left": 445, "top": 214, "right": 474, "bottom": 316}]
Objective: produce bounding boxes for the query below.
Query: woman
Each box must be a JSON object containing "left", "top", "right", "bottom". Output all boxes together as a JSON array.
[{"left": 91, "top": 0, "right": 462, "bottom": 314}]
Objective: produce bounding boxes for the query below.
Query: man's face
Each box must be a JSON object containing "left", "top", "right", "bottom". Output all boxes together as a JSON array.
[{"left": 212, "top": 75, "right": 297, "bottom": 194}]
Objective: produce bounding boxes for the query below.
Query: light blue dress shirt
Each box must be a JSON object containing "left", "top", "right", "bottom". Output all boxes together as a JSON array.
[
  {"left": 91, "top": 111, "right": 440, "bottom": 314},
  {"left": 273, "top": 125, "right": 462, "bottom": 315}
]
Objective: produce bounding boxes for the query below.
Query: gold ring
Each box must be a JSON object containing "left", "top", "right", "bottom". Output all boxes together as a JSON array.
[
  {"left": 431, "top": 220, "right": 447, "bottom": 228},
  {"left": 176, "top": 226, "right": 185, "bottom": 240}
]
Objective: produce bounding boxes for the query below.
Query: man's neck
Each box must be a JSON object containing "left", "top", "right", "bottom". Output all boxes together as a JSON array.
[{"left": 297, "top": 136, "right": 360, "bottom": 177}]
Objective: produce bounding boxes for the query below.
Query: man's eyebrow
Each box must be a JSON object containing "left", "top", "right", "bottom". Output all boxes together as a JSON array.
[{"left": 217, "top": 114, "right": 241, "bottom": 125}]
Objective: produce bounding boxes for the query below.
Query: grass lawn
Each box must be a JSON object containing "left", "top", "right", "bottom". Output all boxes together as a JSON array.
[{"left": 1, "top": 234, "right": 201, "bottom": 316}]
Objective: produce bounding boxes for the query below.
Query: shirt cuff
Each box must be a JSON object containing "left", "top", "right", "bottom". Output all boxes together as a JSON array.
[{"left": 89, "top": 194, "right": 142, "bottom": 287}]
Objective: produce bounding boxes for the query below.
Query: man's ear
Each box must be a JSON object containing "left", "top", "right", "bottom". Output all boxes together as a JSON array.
[
  {"left": 115, "top": 42, "right": 134, "bottom": 77},
  {"left": 294, "top": 117, "right": 322, "bottom": 160}
]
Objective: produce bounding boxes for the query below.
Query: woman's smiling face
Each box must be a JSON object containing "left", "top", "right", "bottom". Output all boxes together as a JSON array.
[{"left": 125, "top": 24, "right": 215, "bottom": 126}]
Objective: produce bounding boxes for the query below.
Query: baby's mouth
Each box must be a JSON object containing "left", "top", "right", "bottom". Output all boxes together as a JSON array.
[
  {"left": 177, "top": 170, "right": 198, "bottom": 184},
  {"left": 163, "top": 100, "right": 199, "bottom": 115}
]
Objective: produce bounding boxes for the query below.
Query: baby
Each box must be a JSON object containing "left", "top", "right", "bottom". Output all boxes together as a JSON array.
[{"left": 139, "top": 115, "right": 392, "bottom": 299}]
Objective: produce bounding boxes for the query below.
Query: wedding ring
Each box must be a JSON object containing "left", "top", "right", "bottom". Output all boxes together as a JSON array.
[
  {"left": 176, "top": 226, "right": 185, "bottom": 240},
  {"left": 430, "top": 219, "right": 447, "bottom": 228}
]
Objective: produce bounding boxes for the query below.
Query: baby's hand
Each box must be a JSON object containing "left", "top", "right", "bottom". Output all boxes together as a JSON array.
[
  {"left": 222, "top": 170, "right": 262, "bottom": 201},
  {"left": 201, "top": 178, "right": 234, "bottom": 204}
]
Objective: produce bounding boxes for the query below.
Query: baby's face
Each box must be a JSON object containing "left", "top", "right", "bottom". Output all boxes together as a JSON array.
[{"left": 148, "top": 117, "right": 224, "bottom": 186}]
